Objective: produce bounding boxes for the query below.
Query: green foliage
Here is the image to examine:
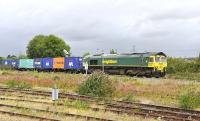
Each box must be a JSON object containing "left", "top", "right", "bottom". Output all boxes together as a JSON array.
[
  {"left": 0, "top": 56, "right": 4, "bottom": 60},
  {"left": 179, "top": 86, "right": 200, "bottom": 109},
  {"left": 5, "top": 80, "right": 32, "bottom": 89},
  {"left": 167, "top": 57, "right": 200, "bottom": 74},
  {"left": 110, "top": 49, "right": 117, "bottom": 54},
  {"left": 82, "top": 52, "right": 90, "bottom": 58},
  {"left": 73, "top": 100, "right": 89, "bottom": 109},
  {"left": 17, "top": 82, "right": 32, "bottom": 89},
  {"left": 1, "top": 71, "right": 11, "bottom": 75},
  {"left": 122, "top": 93, "right": 136, "bottom": 102},
  {"left": 7, "top": 55, "right": 17, "bottom": 59},
  {"left": 5, "top": 80, "right": 17, "bottom": 88},
  {"left": 18, "top": 54, "right": 28, "bottom": 59},
  {"left": 27, "top": 35, "right": 70, "bottom": 58},
  {"left": 78, "top": 71, "right": 115, "bottom": 98},
  {"left": 62, "top": 99, "right": 89, "bottom": 110}
]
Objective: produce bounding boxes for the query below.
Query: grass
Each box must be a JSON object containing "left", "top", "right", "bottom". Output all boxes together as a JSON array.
[
  {"left": 0, "top": 70, "right": 200, "bottom": 108},
  {"left": 178, "top": 84, "right": 200, "bottom": 109},
  {"left": 5, "top": 80, "right": 32, "bottom": 89},
  {"left": 167, "top": 72, "right": 200, "bottom": 81},
  {"left": 0, "top": 94, "right": 155, "bottom": 121}
]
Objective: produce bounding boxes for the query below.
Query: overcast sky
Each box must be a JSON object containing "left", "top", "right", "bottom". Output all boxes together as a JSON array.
[{"left": 0, "top": 0, "right": 200, "bottom": 57}]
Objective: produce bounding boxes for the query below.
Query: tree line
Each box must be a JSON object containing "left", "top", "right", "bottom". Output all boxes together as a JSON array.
[{"left": 167, "top": 56, "right": 200, "bottom": 73}]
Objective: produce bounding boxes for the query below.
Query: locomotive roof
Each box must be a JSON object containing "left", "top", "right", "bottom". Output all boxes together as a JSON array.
[{"left": 91, "top": 52, "right": 167, "bottom": 58}]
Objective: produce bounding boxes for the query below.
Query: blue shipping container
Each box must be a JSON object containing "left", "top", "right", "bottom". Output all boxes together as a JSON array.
[
  {"left": 64, "top": 57, "right": 83, "bottom": 69},
  {"left": 41, "top": 57, "right": 53, "bottom": 69},
  {"left": 11, "top": 60, "right": 19, "bottom": 68},
  {"left": 1, "top": 60, "right": 18, "bottom": 68},
  {"left": 34, "top": 58, "right": 42, "bottom": 69},
  {"left": 2, "top": 60, "right": 12, "bottom": 66}
]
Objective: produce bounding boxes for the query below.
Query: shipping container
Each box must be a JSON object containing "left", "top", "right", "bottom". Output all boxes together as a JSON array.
[
  {"left": 11, "top": 60, "right": 19, "bottom": 68},
  {"left": 34, "top": 58, "right": 42, "bottom": 69},
  {"left": 65, "top": 57, "right": 83, "bottom": 69},
  {"left": 2, "top": 60, "right": 12, "bottom": 66},
  {"left": 19, "top": 59, "right": 34, "bottom": 69},
  {"left": 0, "top": 59, "right": 18, "bottom": 69},
  {"left": 53, "top": 57, "right": 65, "bottom": 69},
  {"left": 41, "top": 57, "right": 53, "bottom": 69}
]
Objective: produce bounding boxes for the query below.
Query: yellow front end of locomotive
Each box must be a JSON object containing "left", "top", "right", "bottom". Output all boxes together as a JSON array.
[{"left": 148, "top": 55, "right": 167, "bottom": 73}]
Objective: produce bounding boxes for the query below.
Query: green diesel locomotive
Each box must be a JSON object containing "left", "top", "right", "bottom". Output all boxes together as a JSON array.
[{"left": 85, "top": 52, "right": 167, "bottom": 77}]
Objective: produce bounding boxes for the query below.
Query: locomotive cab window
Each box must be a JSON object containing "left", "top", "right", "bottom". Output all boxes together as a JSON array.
[
  {"left": 90, "top": 60, "right": 98, "bottom": 65},
  {"left": 149, "top": 57, "right": 154, "bottom": 62},
  {"left": 155, "top": 57, "right": 160, "bottom": 62},
  {"left": 160, "top": 57, "right": 167, "bottom": 62}
]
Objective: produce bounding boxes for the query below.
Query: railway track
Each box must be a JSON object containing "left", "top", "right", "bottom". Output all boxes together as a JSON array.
[
  {"left": 0, "top": 109, "right": 60, "bottom": 121},
  {"left": 0, "top": 97, "right": 197, "bottom": 121},
  {"left": 0, "top": 102, "right": 115, "bottom": 121},
  {"left": 0, "top": 87, "right": 200, "bottom": 121}
]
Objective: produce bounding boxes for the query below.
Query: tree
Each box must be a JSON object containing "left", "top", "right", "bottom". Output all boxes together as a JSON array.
[
  {"left": 27, "top": 35, "right": 70, "bottom": 58},
  {"left": 198, "top": 52, "right": 200, "bottom": 61},
  {"left": 110, "top": 49, "right": 117, "bottom": 54},
  {"left": 83, "top": 52, "right": 90, "bottom": 58},
  {"left": 7, "top": 55, "right": 17, "bottom": 59},
  {"left": 18, "top": 54, "right": 28, "bottom": 59},
  {"left": 0, "top": 57, "right": 4, "bottom": 60}
]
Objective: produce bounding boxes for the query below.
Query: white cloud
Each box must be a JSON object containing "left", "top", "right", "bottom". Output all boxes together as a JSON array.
[{"left": 0, "top": 0, "right": 200, "bottom": 57}]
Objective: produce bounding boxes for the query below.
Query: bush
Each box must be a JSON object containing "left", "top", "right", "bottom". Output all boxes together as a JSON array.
[
  {"left": 179, "top": 86, "right": 200, "bottom": 109},
  {"left": 78, "top": 71, "right": 115, "bottom": 98}
]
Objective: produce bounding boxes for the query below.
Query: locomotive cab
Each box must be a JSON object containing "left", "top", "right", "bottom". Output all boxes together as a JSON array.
[{"left": 148, "top": 52, "right": 167, "bottom": 77}]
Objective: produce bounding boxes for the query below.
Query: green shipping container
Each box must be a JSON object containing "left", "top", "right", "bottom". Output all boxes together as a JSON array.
[{"left": 19, "top": 59, "right": 34, "bottom": 69}]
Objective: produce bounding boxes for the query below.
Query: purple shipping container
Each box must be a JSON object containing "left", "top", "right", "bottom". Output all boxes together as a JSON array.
[
  {"left": 11, "top": 60, "right": 19, "bottom": 68},
  {"left": 41, "top": 57, "right": 53, "bottom": 69},
  {"left": 64, "top": 57, "right": 83, "bottom": 70},
  {"left": 34, "top": 58, "right": 42, "bottom": 69},
  {"left": 2, "top": 60, "right": 18, "bottom": 68},
  {"left": 2, "top": 60, "right": 12, "bottom": 66}
]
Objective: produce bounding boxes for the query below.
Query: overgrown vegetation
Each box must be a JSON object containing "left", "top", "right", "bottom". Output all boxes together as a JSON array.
[
  {"left": 167, "top": 57, "right": 200, "bottom": 74},
  {"left": 5, "top": 80, "right": 32, "bottom": 89},
  {"left": 179, "top": 85, "right": 200, "bottom": 109},
  {"left": 121, "top": 93, "right": 136, "bottom": 102},
  {"left": 78, "top": 71, "right": 115, "bottom": 98},
  {"left": 167, "top": 57, "right": 200, "bottom": 80}
]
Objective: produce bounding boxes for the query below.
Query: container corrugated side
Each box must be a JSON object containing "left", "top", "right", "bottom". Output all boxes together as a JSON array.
[
  {"left": 19, "top": 59, "right": 34, "bottom": 69},
  {"left": 41, "top": 57, "right": 53, "bottom": 69},
  {"left": 65, "top": 57, "right": 83, "bottom": 69},
  {"left": 34, "top": 58, "right": 42, "bottom": 69},
  {"left": 11, "top": 60, "right": 19, "bottom": 68},
  {"left": 53, "top": 57, "right": 65, "bottom": 69}
]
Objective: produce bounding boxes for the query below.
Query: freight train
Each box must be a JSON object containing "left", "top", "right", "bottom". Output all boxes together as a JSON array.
[{"left": 0, "top": 52, "right": 167, "bottom": 77}]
